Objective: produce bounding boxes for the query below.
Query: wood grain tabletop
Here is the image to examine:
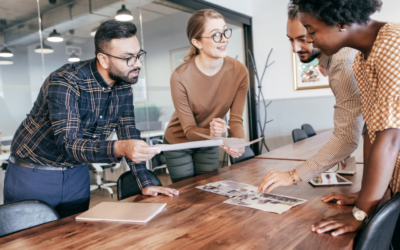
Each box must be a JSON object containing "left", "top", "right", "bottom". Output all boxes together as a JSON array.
[
  {"left": 257, "top": 130, "right": 364, "bottom": 164},
  {"left": 0, "top": 158, "right": 363, "bottom": 250}
]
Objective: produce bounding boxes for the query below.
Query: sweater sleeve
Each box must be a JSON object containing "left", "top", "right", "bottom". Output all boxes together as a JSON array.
[{"left": 228, "top": 69, "right": 248, "bottom": 140}]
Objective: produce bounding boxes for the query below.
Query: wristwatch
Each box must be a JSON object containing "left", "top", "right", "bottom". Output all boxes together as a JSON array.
[{"left": 352, "top": 206, "right": 369, "bottom": 223}]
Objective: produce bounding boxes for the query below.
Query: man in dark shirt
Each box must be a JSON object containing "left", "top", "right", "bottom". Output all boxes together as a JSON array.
[{"left": 4, "top": 20, "right": 178, "bottom": 218}]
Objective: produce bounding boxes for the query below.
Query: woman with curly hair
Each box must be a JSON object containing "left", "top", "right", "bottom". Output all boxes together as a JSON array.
[{"left": 294, "top": 0, "right": 400, "bottom": 239}]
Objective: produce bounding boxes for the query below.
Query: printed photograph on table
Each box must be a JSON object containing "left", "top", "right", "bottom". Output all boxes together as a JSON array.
[
  {"left": 292, "top": 52, "right": 329, "bottom": 90},
  {"left": 170, "top": 47, "right": 191, "bottom": 73},
  {"left": 196, "top": 180, "right": 257, "bottom": 197},
  {"left": 224, "top": 192, "right": 307, "bottom": 214}
]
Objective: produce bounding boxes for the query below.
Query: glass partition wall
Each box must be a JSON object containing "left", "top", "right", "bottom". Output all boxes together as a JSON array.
[{"left": 0, "top": 0, "right": 248, "bottom": 181}]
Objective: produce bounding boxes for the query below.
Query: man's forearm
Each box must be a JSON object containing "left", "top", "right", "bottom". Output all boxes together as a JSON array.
[
  {"left": 356, "top": 128, "right": 400, "bottom": 215},
  {"left": 114, "top": 140, "right": 126, "bottom": 158}
]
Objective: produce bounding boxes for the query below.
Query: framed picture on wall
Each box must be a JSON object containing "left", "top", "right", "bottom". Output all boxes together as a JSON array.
[
  {"left": 170, "top": 47, "right": 191, "bottom": 73},
  {"left": 292, "top": 52, "right": 329, "bottom": 90}
]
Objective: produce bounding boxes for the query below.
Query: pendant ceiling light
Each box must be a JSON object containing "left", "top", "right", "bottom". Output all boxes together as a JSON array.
[
  {"left": 0, "top": 57, "right": 13, "bottom": 65},
  {"left": 115, "top": 2, "right": 133, "bottom": 21},
  {"left": 68, "top": 50, "right": 80, "bottom": 62},
  {"left": 34, "top": 43, "right": 54, "bottom": 54},
  {"left": 90, "top": 27, "right": 98, "bottom": 37},
  {"left": 47, "top": 29, "right": 63, "bottom": 42},
  {"left": 0, "top": 47, "right": 13, "bottom": 57}
]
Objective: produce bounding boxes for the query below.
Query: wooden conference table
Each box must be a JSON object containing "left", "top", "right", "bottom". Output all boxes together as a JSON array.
[
  {"left": 257, "top": 129, "right": 364, "bottom": 164},
  {"left": 0, "top": 158, "right": 362, "bottom": 249}
]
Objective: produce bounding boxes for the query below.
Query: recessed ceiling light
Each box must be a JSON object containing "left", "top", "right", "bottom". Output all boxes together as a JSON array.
[
  {"left": 34, "top": 43, "right": 54, "bottom": 54},
  {"left": 90, "top": 27, "right": 97, "bottom": 37},
  {"left": 115, "top": 2, "right": 133, "bottom": 21},
  {"left": 68, "top": 50, "right": 80, "bottom": 62},
  {"left": 0, "top": 47, "right": 13, "bottom": 57},
  {"left": 47, "top": 29, "right": 64, "bottom": 42},
  {"left": 0, "top": 58, "right": 13, "bottom": 65}
]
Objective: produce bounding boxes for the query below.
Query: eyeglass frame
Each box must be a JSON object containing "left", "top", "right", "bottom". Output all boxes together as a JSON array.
[
  {"left": 100, "top": 49, "right": 147, "bottom": 67},
  {"left": 200, "top": 29, "right": 232, "bottom": 43}
]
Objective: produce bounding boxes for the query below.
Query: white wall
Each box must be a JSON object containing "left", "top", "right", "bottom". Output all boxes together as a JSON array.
[
  {"left": 205, "top": 0, "right": 252, "bottom": 17},
  {"left": 371, "top": 0, "right": 400, "bottom": 22}
]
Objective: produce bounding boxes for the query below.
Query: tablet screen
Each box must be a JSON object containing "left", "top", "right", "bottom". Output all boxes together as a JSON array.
[{"left": 312, "top": 173, "right": 348, "bottom": 184}]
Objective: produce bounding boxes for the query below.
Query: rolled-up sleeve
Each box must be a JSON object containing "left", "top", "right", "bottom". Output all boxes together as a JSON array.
[
  {"left": 295, "top": 53, "right": 364, "bottom": 182},
  {"left": 115, "top": 88, "right": 153, "bottom": 189}
]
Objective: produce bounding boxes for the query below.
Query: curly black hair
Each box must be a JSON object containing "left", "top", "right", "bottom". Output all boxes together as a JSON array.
[{"left": 292, "top": 0, "right": 382, "bottom": 25}]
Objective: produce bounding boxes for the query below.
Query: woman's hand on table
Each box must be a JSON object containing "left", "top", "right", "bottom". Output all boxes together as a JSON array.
[
  {"left": 257, "top": 170, "right": 301, "bottom": 193},
  {"left": 221, "top": 146, "right": 245, "bottom": 158},
  {"left": 311, "top": 213, "right": 364, "bottom": 236},
  {"left": 210, "top": 118, "right": 228, "bottom": 137},
  {"left": 321, "top": 192, "right": 359, "bottom": 205},
  {"left": 142, "top": 186, "right": 179, "bottom": 197}
]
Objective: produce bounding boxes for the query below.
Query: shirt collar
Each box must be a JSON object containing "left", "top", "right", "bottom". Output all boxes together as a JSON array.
[
  {"left": 90, "top": 58, "right": 112, "bottom": 89},
  {"left": 319, "top": 53, "right": 331, "bottom": 70}
]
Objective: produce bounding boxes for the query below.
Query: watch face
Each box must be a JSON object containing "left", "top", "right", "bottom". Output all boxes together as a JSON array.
[{"left": 355, "top": 211, "right": 366, "bottom": 221}]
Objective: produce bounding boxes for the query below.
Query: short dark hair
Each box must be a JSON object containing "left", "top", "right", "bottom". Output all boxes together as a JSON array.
[
  {"left": 288, "top": 1, "right": 299, "bottom": 20},
  {"left": 94, "top": 20, "right": 137, "bottom": 55},
  {"left": 293, "top": 0, "right": 382, "bottom": 25}
]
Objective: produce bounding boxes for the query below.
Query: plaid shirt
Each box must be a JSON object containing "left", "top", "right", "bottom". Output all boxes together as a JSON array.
[{"left": 11, "top": 59, "right": 153, "bottom": 189}]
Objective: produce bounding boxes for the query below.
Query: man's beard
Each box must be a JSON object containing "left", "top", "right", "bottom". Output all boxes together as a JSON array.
[
  {"left": 298, "top": 49, "right": 321, "bottom": 63},
  {"left": 108, "top": 60, "right": 140, "bottom": 85}
]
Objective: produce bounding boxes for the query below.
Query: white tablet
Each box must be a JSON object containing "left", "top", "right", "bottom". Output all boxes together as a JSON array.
[{"left": 310, "top": 173, "right": 352, "bottom": 186}]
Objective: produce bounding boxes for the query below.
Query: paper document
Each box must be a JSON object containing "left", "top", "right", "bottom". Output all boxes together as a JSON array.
[
  {"left": 76, "top": 202, "right": 166, "bottom": 223},
  {"left": 153, "top": 140, "right": 223, "bottom": 152},
  {"left": 325, "top": 157, "right": 357, "bottom": 175},
  {"left": 194, "top": 132, "right": 263, "bottom": 149},
  {"left": 196, "top": 180, "right": 307, "bottom": 214},
  {"left": 337, "top": 157, "right": 357, "bottom": 175}
]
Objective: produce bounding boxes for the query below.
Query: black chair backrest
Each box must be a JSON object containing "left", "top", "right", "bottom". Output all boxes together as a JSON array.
[
  {"left": 354, "top": 193, "right": 400, "bottom": 250},
  {"left": 117, "top": 170, "right": 162, "bottom": 200},
  {"left": 292, "top": 129, "right": 308, "bottom": 143},
  {"left": 230, "top": 146, "right": 255, "bottom": 165},
  {"left": 301, "top": 124, "right": 316, "bottom": 137},
  {"left": 0, "top": 200, "right": 59, "bottom": 237}
]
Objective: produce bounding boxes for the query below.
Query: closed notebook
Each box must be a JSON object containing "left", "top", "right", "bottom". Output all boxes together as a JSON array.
[{"left": 76, "top": 202, "right": 166, "bottom": 223}]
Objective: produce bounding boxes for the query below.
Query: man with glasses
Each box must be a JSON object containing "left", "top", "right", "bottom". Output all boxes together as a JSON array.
[
  {"left": 5, "top": 20, "right": 178, "bottom": 218},
  {"left": 258, "top": 3, "right": 364, "bottom": 199}
]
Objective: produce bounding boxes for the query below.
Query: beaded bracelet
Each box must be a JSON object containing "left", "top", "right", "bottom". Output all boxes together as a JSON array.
[{"left": 289, "top": 170, "right": 297, "bottom": 186}]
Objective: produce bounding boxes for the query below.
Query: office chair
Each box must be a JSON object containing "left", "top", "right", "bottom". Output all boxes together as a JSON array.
[
  {"left": 229, "top": 146, "right": 255, "bottom": 165},
  {"left": 117, "top": 170, "right": 162, "bottom": 200},
  {"left": 353, "top": 193, "right": 400, "bottom": 250},
  {"left": 149, "top": 136, "right": 168, "bottom": 173},
  {"left": 301, "top": 124, "right": 316, "bottom": 137},
  {"left": 89, "top": 162, "right": 121, "bottom": 198},
  {"left": 292, "top": 129, "right": 308, "bottom": 143},
  {"left": 0, "top": 200, "right": 59, "bottom": 237}
]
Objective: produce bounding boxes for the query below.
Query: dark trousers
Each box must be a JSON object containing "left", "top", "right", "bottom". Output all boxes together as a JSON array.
[
  {"left": 3, "top": 161, "right": 90, "bottom": 218},
  {"left": 163, "top": 138, "right": 219, "bottom": 183}
]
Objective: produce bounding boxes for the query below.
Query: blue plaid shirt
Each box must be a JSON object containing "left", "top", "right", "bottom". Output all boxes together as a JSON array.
[{"left": 11, "top": 59, "right": 153, "bottom": 189}]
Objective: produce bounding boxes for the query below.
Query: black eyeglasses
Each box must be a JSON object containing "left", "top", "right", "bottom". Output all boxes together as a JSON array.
[
  {"left": 201, "top": 29, "right": 232, "bottom": 43},
  {"left": 101, "top": 49, "right": 146, "bottom": 67}
]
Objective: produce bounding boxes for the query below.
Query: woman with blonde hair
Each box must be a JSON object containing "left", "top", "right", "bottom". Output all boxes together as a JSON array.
[{"left": 163, "top": 9, "right": 249, "bottom": 182}]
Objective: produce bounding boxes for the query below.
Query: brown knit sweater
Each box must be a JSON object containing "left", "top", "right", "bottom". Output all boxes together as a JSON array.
[{"left": 164, "top": 56, "right": 249, "bottom": 144}]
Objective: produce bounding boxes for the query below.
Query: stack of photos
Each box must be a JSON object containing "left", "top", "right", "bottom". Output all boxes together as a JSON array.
[{"left": 196, "top": 180, "right": 307, "bottom": 214}]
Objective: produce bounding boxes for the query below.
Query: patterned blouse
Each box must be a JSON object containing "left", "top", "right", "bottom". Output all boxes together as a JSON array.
[{"left": 353, "top": 22, "right": 400, "bottom": 193}]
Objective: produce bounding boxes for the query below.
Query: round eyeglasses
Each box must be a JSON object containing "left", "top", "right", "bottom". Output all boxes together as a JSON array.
[
  {"left": 101, "top": 49, "right": 146, "bottom": 67},
  {"left": 201, "top": 29, "right": 232, "bottom": 43}
]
